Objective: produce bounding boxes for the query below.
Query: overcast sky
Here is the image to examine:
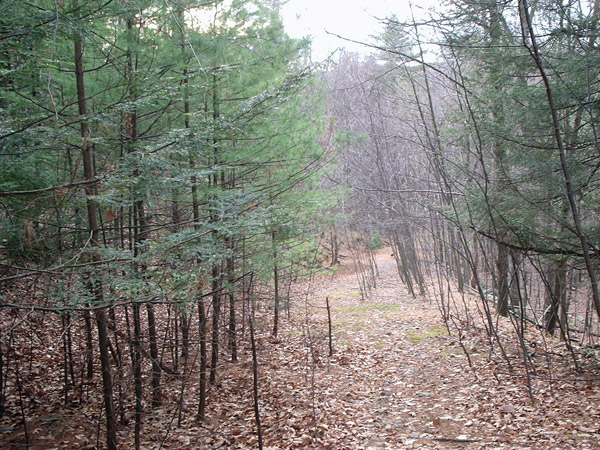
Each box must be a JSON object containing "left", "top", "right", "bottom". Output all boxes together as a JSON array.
[{"left": 280, "top": 0, "right": 437, "bottom": 60}]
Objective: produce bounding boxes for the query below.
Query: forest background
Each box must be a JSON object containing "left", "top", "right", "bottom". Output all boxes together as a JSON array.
[{"left": 1, "top": 0, "right": 600, "bottom": 448}]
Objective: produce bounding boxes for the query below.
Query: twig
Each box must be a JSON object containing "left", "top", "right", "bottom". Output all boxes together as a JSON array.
[
  {"left": 495, "top": 372, "right": 600, "bottom": 382},
  {"left": 433, "top": 436, "right": 480, "bottom": 443},
  {"left": 15, "top": 359, "right": 29, "bottom": 448},
  {"left": 326, "top": 297, "right": 333, "bottom": 357},
  {"left": 249, "top": 316, "right": 263, "bottom": 450}
]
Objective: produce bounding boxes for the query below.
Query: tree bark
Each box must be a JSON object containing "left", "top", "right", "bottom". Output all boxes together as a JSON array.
[
  {"left": 227, "top": 241, "right": 238, "bottom": 362},
  {"left": 73, "top": 2, "right": 116, "bottom": 447},
  {"left": 272, "top": 230, "right": 280, "bottom": 337},
  {"left": 197, "top": 295, "right": 207, "bottom": 421},
  {"left": 496, "top": 242, "right": 510, "bottom": 317},
  {"left": 210, "top": 263, "right": 221, "bottom": 385}
]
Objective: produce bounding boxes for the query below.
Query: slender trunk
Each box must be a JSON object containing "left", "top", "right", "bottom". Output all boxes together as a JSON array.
[
  {"left": 0, "top": 339, "right": 3, "bottom": 419},
  {"left": 107, "top": 307, "right": 124, "bottom": 425},
  {"left": 181, "top": 311, "right": 190, "bottom": 360},
  {"left": 496, "top": 242, "right": 510, "bottom": 317},
  {"left": 544, "top": 260, "right": 567, "bottom": 340},
  {"left": 470, "top": 233, "right": 479, "bottom": 289},
  {"left": 132, "top": 304, "right": 142, "bottom": 450},
  {"left": 73, "top": 3, "right": 116, "bottom": 447},
  {"left": 190, "top": 134, "right": 207, "bottom": 419},
  {"left": 393, "top": 231, "right": 415, "bottom": 297},
  {"left": 249, "top": 316, "right": 263, "bottom": 450},
  {"left": 62, "top": 316, "right": 69, "bottom": 405},
  {"left": 210, "top": 264, "right": 221, "bottom": 385},
  {"left": 272, "top": 230, "right": 280, "bottom": 337},
  {"left": 15, "top": 357, "right": 29, "bottom": 447},
  {"left": 197, "top": 296, "right": 207, "bottom": 421},
  {"left": 326, "top": 297, "right": 333, "bottom": 357},
  {"left": 83, "top": 311, "right": 94, "bottom": 379},
  {"left": 331, "top": 226, "right": 339, "bottom": 266},
  {"left": 147, "top": 303, "right": 162, "bottom": 408},
  {"left": 172, "top": 309, "right": 179, "bottom": 372},
  {"left": 227, "top": 245, "right": 237, "bottom": 362},
  {"left": 66, "top": 314, "right": 76, "bottom": 388},
  {"left": 209, "top": 70, "right": 222, "bottom": 386},
  {"left": 95, "top": 308, "right": 117, "bottom": 450}
]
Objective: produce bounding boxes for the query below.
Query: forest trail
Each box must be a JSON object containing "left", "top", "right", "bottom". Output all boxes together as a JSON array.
[
  {"left": 213, "top": 247, "right": 600, "bottom": 450},
  {"left": 3, "top": 249, "right": 599, "bottom": 449}
]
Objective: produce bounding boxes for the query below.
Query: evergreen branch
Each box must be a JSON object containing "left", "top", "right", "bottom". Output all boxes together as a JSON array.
[
  {"left": 0, "top": 258, "right": 130, "bottom": 283},
  {"left": 0, "top": 179, "right": 100, "bottom": 197}
]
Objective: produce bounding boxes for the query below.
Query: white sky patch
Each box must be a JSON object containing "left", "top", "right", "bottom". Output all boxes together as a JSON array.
[{"left": 281, "top": 0, "right": 439, "bottom": 61}]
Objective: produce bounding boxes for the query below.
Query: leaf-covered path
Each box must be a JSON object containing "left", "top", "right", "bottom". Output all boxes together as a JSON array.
[
  {"left": 211, "top": 248, "right": 600, "bottom": 450},
  {"left": 5, "top": 249, "right": 598, "bottom": 449}
]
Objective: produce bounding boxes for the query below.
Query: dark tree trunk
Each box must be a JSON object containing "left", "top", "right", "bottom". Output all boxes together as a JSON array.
[
  {"left": 227, "top": 245, "right": 237, "bottom": 362},
  {"left": 197, "top": 296, "right": 207, "bottom": 421},
  {"left": 272, "top": 230, "right": 280, "bottom": 337},
  {"left": 96, "top": 308, "right": 117, "bottom": 450},
  {"left": 83, "top": 311, "right": 94, "bottom": 379},
  {"left": 132, "top": 304, "right": 143, "bottom": 450},
  {"left": 496, "top": 242, "right": 510, "bottom": 317},
  {"left": 73, "top": 3, "right": 116, "bottom": 447},
  {"left": 210, "top": 264, "right": 221, "bottom": 385},
  {"left": 147, "top": 303, "right": 162, "bottom": 408},
  {"left": 544, "top": 261, "right": 568, "bottom": 340}
]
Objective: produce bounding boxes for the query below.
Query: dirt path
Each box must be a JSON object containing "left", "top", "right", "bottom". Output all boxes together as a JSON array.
[
  {"left": 3, "top": 249, "right": 599, "bottom": 449},
  {"left": 299, "top": 250, "right": 493, "bottom": 449},
  {"left": 233, "top": 248, "right": 600, "bottom": 449}
]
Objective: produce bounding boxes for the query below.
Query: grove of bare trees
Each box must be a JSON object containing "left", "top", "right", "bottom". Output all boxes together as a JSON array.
[{"left": 325, "top": 0, "right": 600, "bottom": 391}]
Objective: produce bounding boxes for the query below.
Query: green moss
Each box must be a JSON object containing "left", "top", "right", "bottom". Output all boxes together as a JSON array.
[
  {"left": 342, "top": 302, "right": 402, "bottom": 312},
  {"left": 406, "top": 325, "right": 447, "bottom": 344},
  {"left": 327, "top": 288, "right": 362, "bottom": 297},
  {"left": 439, "top": 345, "right": 464, "bottom": 356}
]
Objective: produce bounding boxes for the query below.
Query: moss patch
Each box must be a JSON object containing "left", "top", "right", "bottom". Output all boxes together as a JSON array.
[
  {"left": 342, "top": 302, "right": 402, "bottom": 313},
  {"left": 406, "top": 325, "right": 447, "bottom": 344}
]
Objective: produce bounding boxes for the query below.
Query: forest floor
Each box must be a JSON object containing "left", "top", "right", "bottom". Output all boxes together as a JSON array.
[
  {"left": 195, "top": 248, "right": 600, "bottom": 450},
  {"left": 2, "top": 248, "right": 600, "bottom": 449}
]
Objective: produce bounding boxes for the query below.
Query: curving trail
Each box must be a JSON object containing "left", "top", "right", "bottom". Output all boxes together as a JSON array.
[
  {"left": 3, "top": 248, "right": 598, "bottom": 449},
  {"left": 298, "top": 250, "right": 494, "bottom": 449},
  {"left": 240, "top": 248, "right": 600, "bottom": 450},
  {"left": 166, "top": 248, "right": 600, "bottom": 449}
]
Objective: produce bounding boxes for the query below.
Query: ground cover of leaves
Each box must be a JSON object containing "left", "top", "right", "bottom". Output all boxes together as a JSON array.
[
  {"left": 2, "top": 249, "right": 600, "bottom": 449},
  {"left": 180, "top": 250, "right": 600, "bottom": 449}
]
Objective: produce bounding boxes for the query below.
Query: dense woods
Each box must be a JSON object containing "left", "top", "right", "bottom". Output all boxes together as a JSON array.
[
  {"left": 328, "top": 0, "right": 600, "bottom": 346},
  {"left": 1, "top": 0, "right": 600, "bottom": 448}
]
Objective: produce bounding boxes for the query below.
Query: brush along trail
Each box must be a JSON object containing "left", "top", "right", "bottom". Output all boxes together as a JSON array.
[
  {"left": 2, "top": 249, "right": 599, "bottom": 449},
  {"left": 199, "top": 248, "right": 600, "bottom": 449}
]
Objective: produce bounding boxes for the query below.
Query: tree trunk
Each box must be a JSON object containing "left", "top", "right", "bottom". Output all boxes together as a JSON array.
[
  {"left": 147, "top": 303, "right": 162, "bottom": 408},
  {"left": 95, "top": 308, "right": 117, "bottom": 450},
  {"left": 197, "top": 295, "right": 207, "bottom": 421},
  {"left": 496, "top": 242, "right": 510, "bottom": 317},
  {"left": 209, "top": 70, "right": 222, "bottom": 386},
  {"left": 73, "top": 2, "right": 116, "bottom": 447},
  {"left": 210, "top": 263, "right": 221, "bottom": 385},
  {"left": 272, "top": 230, "right": 280, "bottom": 337},
  {"left": 83, "top": 311, "right": 94, "bottom": 379},
  {"left": 544, "top": 260, "right": 568, "bottom": 340},
  {"left": 227, "top": 245, "right": 238, "bottom": 362},
  {"left": 132, "top": 304, "right": 143, "bottom": 450},
  {"left": 470, "top": 233, "right": 479, "bottom": 289}
]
